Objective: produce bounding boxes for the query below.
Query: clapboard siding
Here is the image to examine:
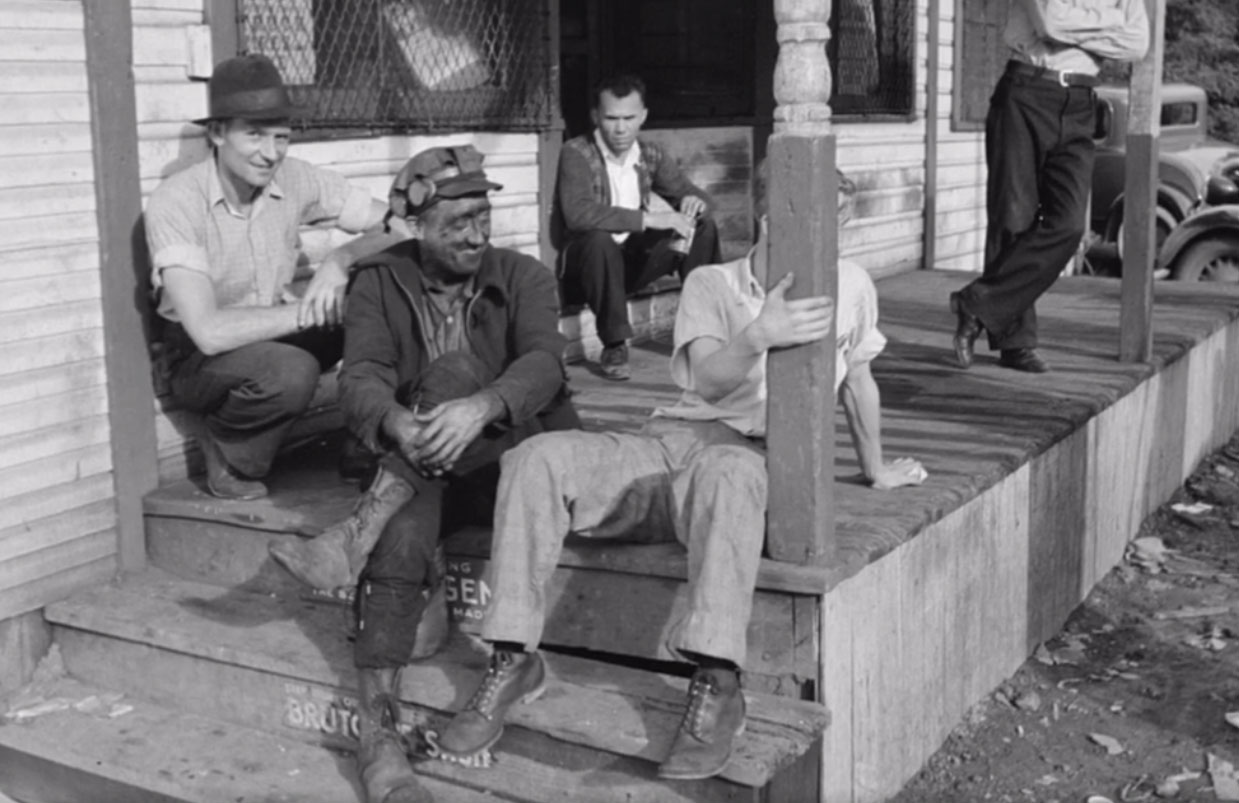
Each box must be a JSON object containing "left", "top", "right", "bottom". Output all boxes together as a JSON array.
[
  {"left": 0, "top": 0, "right": 119, "bottom": 621},
  {"left": 933, "top": 0, "right": 989, "bottom": 272}
]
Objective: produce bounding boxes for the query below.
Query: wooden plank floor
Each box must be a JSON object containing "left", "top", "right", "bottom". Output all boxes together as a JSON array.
[
  {"left": 144, "top": 270, "right": 1239, "bottom": 593},
  {"left": 568, "top": 269, "right": 1239, "bottom": 581}
]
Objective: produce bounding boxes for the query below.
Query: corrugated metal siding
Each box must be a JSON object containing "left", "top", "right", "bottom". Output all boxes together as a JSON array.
[
  {"left": 131, "top": 2, "right": 544, "bottom": 481},
  {"left": 0, "top": 0, "right": 119, "bottom": 619}
]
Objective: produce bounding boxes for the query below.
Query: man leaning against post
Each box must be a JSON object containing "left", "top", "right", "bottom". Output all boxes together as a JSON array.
[
  {"left": 270, "top": 144, "right": 580, "bottom": 803},
  {"left": 432, "top": 164, "right": 927, "bottom": 781},
  {"left": 144, "top": 54, "right": 397, "bottom": 500},
  {"left": 557, "top": 73, "right": 722, "bottom": 381},
  {"left": 950, "top": 0, "right": 1149, "bottom": 374}
]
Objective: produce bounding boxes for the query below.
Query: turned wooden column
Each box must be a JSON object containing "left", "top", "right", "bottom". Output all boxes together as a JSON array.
[{"left": 765, "top": 0, "right": 838, "bottom": 564}]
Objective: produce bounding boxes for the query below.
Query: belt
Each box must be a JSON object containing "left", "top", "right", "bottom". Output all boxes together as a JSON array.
[{"left": 1006, "top": 60, "right": 1099, "bottom": 89}]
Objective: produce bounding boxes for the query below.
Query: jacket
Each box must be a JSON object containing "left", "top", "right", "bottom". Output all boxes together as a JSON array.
[
  {"left": 554, "top": 133, "right": 714, "bottom": 240},
  {"left": 339, "top": 240, "right": 574, "bottom": 451}
]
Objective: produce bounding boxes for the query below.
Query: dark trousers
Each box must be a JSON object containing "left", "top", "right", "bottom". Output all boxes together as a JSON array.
[
  {"left": 168, "top": 327, "right": 342, "bottom": 478},
  {"left": 562, "top": 216, "right": 721, "bottom": 346},
  {"left": 354, "top": 351, "right": 581, "bottom": 669},
  {"left": 958, "top": 66, "right": 1096, "bottom": 351}
]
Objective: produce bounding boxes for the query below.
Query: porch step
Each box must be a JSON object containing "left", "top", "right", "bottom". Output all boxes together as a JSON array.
[
  {"left": 0, "top": 674, "right": 490, "bottom": 803},
  {"left": 142, "top": 421, "right": 830, "bottom": 688},
  {"left": 42, "top": 570, "right": 828, "bottom": 800}
]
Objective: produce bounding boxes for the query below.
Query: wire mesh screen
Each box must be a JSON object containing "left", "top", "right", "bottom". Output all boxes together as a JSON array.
[
  {"left": 238, "top": 0, "right": 557, "bottom": 133},
  {"left": 830, "top": 0, "right": 916, "bottom": 117}
]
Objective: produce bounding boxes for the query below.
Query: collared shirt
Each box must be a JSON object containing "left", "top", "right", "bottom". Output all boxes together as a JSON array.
[
  {"left": 145, "top": 154, "right": 372, "bottom": 321},
  {"left": 654, "top": 251, "right": 886, "bottom": 438},
  {"left": 593, "top": 128, "right": 642, "bottom": 244},
  {"left": 1005, "top": 0, "right": 1150, "bottom": 75},
  {"left": 413, "top": 272, "right": 475, "bottom": 360}
]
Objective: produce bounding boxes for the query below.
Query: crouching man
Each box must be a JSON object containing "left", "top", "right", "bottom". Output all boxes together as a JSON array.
[
  {"left": 270, "top": 145, "right": 579, "bottom": 803},
  {"left": 434, "top": 164, "right": 927, "bottom": 780}
]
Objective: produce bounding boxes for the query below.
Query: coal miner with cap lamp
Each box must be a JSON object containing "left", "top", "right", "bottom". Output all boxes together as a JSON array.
[
  {"left": 144, "top": 54, "right": 401, "bottom": 501},
  {"left": 268, "top": 145, "right": 580, "bottom": 803}
]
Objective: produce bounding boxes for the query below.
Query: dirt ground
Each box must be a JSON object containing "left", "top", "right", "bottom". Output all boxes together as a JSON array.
[{"left": 891, "top": 435, "right": 1239, "bottom": 803}]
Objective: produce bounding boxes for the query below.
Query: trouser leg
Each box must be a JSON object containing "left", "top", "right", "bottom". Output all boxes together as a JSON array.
[
  {"left": 563, "top": 230, "right": 632, "bottom": 346},
  {"left": 669, "top": 440, "right": 767, "bottom": 666},
  {"left": 480, "top": 429, "right": 675, "bottom": 650},
  {"left": 170, "top": 327, "right": 341, "bottom": 477},
  {"left": 961, "top": 75, "right": 1095, "bottom": 350}
]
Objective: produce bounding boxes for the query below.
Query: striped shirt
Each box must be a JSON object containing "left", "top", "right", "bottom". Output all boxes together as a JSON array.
[{"left": 145, "top": 155, "right": 371, "bottom": 321}]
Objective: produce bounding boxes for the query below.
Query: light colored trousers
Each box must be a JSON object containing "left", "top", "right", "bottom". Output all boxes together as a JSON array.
[{"left": 481, "top": 418, "right": 767, "bottom": 666}]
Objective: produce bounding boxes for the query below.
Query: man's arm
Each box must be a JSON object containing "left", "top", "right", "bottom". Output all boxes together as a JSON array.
[
  {"left": 557, "top": 144, "right": 645, "bottom": 234},
  {"left": 299, "top": 199, "right": 406, "bottom": 329},
  {"left": 688, "top": 272, "right": 832, "bottom": 403},
  {"left": 648, "top": 144, "right": 715, "bottom": 219},
  {"left": 161, "top": 267, "right": 301, "bottom": 356},
  {"left": 337, "top": 264, "right": 405, "bottom": 452},
  {"left": 1021, "top": 0, "right": 1149, "bottom": 62},
  {"left": 839, "top": 362, "right": 926, "bottom": 490}
]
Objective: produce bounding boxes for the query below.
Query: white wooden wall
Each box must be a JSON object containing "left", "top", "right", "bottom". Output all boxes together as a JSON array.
[
  {"left": 0, "top": 0, "right": 119, "bottom": 619},
  {"left": 931, "top": 1, "right": 988, "bottom": 273},
  {"left": 130, "top": 1, "right": 545, "bottom": 482}
]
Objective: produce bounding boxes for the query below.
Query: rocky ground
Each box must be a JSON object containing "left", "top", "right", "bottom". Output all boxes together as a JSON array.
[{"left": 892, "top": 435, "right": 1239, "bottom": 803}]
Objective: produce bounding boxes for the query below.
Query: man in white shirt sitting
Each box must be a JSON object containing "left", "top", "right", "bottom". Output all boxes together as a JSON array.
[{"left": 434, "top": 164, "right": 927, "bottom": 781}]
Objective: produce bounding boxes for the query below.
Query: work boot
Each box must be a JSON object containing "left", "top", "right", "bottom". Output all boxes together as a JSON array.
[
  {"left": 657, "top": 666, "right": 746, "bottom": 780},
  {"left": 949, "top": 291, "right": 983, "bottom": 370},
  {"left": 269, "top": 466, "right": 414, "bottom": 590},
  {"left": 356, "top": 667, "right": 429, "bottom": 803},
  {"left": 998, "top": 347, "right": 1049, "bottom": 373},
  {"left": 436, "top": 650, "right": 547, "bottom": 758},
  {"left": 200, "top": 432, "right": 267, "bottom": 501},
  {"left": 599, "top": 343, "right": 631, "bottom": 381}
]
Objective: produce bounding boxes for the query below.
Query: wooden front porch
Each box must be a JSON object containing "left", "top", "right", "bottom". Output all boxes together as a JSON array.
[{"left": 7, "top": 268, "right": 1239, "bottom": 802}]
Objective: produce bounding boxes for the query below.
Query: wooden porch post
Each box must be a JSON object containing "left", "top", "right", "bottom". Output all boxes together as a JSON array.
[
  {"left": 83, "top": 2, "right": 159, "bottom": 571},
  {"left": 765, "top": 0, "right": 838, "bottom": 564},
  {"left": 1119, "top": 0, "right": 1165, "bottom": 363}
]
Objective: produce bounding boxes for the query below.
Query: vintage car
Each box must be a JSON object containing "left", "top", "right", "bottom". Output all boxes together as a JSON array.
[{"left": 1088, "top": 82, "right": 1239, "bottom": 280}]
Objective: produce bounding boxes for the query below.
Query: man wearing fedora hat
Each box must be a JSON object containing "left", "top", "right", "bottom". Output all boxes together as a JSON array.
[
  {"left": 145, "top": 54, "right": 399, "bottom": 500},
  {"left": 268, "top": 144, "right": 579, "bottom": 803}
]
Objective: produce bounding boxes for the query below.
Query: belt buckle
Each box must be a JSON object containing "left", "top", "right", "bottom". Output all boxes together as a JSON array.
[{"left": 1056, "top": 70, "right": 1071, "bottom": 88}]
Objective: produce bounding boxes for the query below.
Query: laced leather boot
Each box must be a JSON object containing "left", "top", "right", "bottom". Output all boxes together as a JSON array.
[
  {"left": 269, "top": 466, "right": 414, "bottom": 590},
  {"left": 658, "top": 666, "right": 746, "bottom": 780},
  {"left": 356, "top": 667, "right": 428, "bottom": 803},
  {"left": 436, "top": 650, "right": 547, "bottom": 759}
]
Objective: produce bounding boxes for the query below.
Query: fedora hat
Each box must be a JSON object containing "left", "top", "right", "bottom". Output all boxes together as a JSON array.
[{"left": 195, "top": 54, "right": 296, "bottom": 125}]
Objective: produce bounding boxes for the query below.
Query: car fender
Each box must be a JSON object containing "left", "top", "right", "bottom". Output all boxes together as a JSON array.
[
  {"left": 1157, "top": 205, "right": 1239, "bottom": 269},
  {"left": 1103, "top": 184, "right": 1198, "bottom": 243}
]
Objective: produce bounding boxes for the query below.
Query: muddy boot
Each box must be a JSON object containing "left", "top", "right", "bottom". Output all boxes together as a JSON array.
[
  {"left": 356, "top": 667, "right": 428, "bottom": 803},
  {"left": 269, "top": 466, "right": 415, "bottom": 590}
]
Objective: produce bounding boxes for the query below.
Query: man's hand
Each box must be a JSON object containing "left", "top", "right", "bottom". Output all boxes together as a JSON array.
[
  {"left": 679, "top": 195, "right": 707, "bottom": 221},
  {"left": 745, "top": 273, "right": 835, "bottom": 353},
  {"left": 870, "top": 457, "right": 928, "bottom": 490},
  {"left": 298, "top": 260, "right": 348, "bottom": 329},
  {"left": 406, "top": 392, "right": 504, "bottom": 475},
  {"left": 643, "top": 209, "right": 694, "bottom": 239},
  {"left": 382, "top": 407, "right": 426, "bottom": 468}
]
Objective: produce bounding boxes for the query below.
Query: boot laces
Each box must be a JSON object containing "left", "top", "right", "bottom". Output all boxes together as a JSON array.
[
  {"left": 466, "top": 652, "right": 517, "bottom": 720},
  {"left": 682, "top": 673, "right": 720, "bottom": 739}
]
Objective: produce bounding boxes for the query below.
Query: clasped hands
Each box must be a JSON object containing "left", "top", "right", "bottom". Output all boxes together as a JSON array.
[{"left": 383, "top": 393, "right": 499, "bottom": 477}]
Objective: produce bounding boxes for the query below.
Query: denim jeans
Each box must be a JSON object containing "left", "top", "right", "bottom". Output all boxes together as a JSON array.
[
  {"left": 480, "top": 418, "right": 767, "bottom": 666},
  {"left": 168, "top": 326, "right": 342, "bottom": 478}
]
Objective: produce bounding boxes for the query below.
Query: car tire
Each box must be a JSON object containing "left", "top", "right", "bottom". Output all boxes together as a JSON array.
[{"left": 1171, "top": 234, "right": 1239, "bottom": 282}]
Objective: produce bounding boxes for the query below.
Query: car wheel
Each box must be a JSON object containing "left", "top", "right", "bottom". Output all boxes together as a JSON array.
[{"left": 1171, "top": 235, "right": 1239, "bottom": 282}]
